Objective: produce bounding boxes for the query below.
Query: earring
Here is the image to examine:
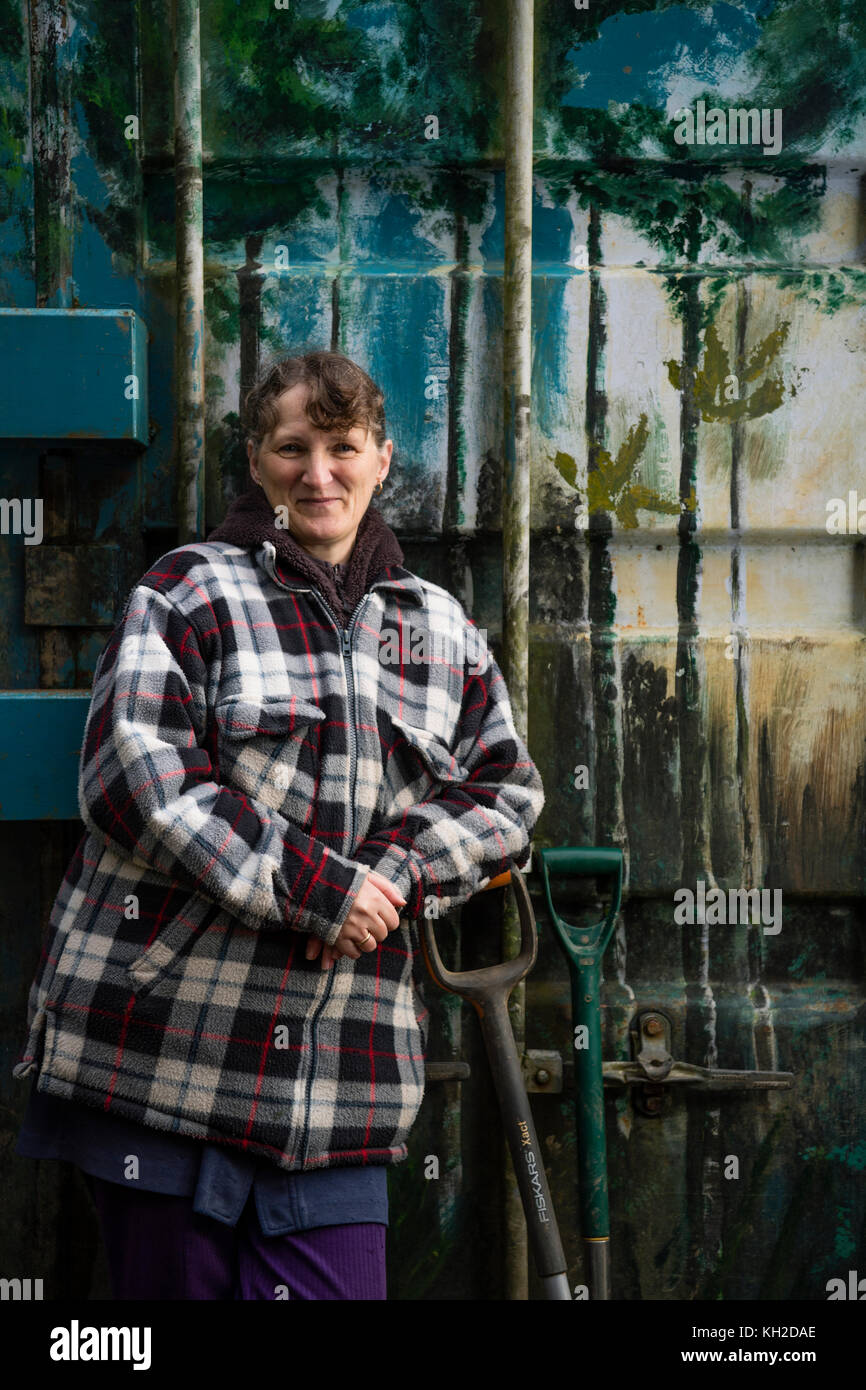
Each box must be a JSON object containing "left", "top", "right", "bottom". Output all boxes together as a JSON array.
[
  {"left": 376, "top": 481, "right": 384, "bottom": 494},
  {"left": 254, "top": 477, "right": 263, "bottom": 488}
]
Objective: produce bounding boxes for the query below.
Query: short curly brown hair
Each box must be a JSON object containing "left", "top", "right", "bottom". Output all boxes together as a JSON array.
[{"left": 243, "top": 350, "right": 388, "bottom": 453}]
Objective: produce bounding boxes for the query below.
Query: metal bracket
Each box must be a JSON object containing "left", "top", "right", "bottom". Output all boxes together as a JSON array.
[
  {"left": 603, "top": 1010, "right": 795, "bottom": 1116},
  {"left": 425, "top": 1049, "right": 565, "bottom": 1092},
  {"left": 521, "top": 1049, "right": 563, "bottom": 1094},
  {"left": 425, "top": 1062, "right": 470, "bottom": 1082}
]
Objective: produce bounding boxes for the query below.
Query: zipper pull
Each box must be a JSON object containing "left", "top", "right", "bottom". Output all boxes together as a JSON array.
[{"left": 341, "top": 628, "right": 351, "bottom": 656}]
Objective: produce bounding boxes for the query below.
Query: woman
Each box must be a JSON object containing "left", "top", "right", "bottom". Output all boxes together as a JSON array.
[{"left": 13, "top": 349, "right": 545, "bottom": 1300}]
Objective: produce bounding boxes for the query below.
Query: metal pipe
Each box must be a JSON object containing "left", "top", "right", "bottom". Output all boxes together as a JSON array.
[
  {"left": 501, "top": 0, "right": 534, "bottom": 1301},
  {"left": 28, "top": 0, "right": 73, "bottom": 309},
  {"left": 173, "top": 0, "right": 205, "bottom": 542}
]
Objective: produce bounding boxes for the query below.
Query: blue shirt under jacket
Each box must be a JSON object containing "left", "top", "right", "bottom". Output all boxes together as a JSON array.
[{"left": 16, "top": 1085, "right": 388, "bottom": 1237}]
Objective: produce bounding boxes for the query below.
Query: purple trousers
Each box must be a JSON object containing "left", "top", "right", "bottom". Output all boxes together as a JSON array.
[{"left": 85, "top": 1175, "right": 387, "bottom": 1301}]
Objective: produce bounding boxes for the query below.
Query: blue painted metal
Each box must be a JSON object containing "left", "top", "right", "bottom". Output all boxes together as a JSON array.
[
  {"left": 0, "top": 691, "right": 88, "bottom": 820},
  {"left": 0, "top": 310, "right": 148, "bottom": 444}
]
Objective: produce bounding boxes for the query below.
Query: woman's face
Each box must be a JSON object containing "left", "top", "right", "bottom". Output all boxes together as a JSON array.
[{"left": 248, "top": 383, "right": 392, "bottom": 563}]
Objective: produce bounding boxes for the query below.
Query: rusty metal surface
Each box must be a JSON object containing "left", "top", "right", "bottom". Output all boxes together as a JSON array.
[{"left": 24, "top": 544, "right": 120, "bottom": 626}]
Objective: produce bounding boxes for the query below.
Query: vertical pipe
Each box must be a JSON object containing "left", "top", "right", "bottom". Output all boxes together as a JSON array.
[
  {"left": 674, "top": 235, "right": 719, "bottom": 1295},
  {"left": 237, "top": 234, "right": 264, "bottom": 413},
  {"left": 445, "top": 203, "right": 470, "bottom": 538},
  {"left": 173, "top": 0, "right": 205, "bottom": 542},
  {"left": 585, "top": 203, "right": 627, "bottom": 861},
  {"left": 674, "top": 232, "right": 714, "bottom": 891},
  {"left": 501, "top": 0, "right": 534, "bottom": 1301},
  {"left": 28, "top": 1, "right": 74, "bottom": 693},
  {"left": 441, "top": 202, "right": 470, "bottom": 1263},
  {"left": 331, "top": 143, "right": 345, "bottom": 352},
  {"left": 28, "top": 0, "right": 73, "bottom": 309}
]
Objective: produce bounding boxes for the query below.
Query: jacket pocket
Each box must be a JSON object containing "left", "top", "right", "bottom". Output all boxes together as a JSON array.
[
  {"left": 389, "top": 715, "right": 469, "bottom": 782},
  {"left": 126, "top": 897, "right": 223, "bottom": 999},
  {"left": 214, "top": 694, "right": 326, "bottom": 819},
  {"left": 41, "top": 864, "right": 220, "bottom": 1011},
  {"left": 379, "top": 715, "right": 469, "bottom": 815}
]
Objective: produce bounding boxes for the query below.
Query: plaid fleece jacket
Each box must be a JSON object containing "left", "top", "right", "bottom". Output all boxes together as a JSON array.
[{"left": 13, "top": 534, "right": 544, "bottom": 1172}]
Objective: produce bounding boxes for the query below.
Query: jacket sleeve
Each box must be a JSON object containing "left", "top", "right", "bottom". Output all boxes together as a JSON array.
[
  {"left": 78, "top": 583, "right": 369, "bottom": 945},
  {"left": 352, "top": 626, "right": 545, "bottom": 917}
]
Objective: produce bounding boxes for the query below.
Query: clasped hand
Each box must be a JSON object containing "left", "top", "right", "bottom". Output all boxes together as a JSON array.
[{"left": 305, "top": 869, "right": 407, "bottom": 970}]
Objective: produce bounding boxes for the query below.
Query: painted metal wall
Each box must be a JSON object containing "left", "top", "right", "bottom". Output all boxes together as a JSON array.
[{"left": 1, "top": 0, "right": 863, "bottom": 1299}]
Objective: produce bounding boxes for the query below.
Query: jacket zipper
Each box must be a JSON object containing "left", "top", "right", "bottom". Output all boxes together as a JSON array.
[
  {"left": 261, "top": 545, "right": 370, "bottom": 852},
  {"left": 262, "top": 546, "right": 371, "bottom": 1164},
  {"left": 328, "top": 595, "right": 367, "bottom": 853}
]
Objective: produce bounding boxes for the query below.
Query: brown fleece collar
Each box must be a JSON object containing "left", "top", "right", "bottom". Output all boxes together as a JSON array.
[{"left": 207, "top": 485, "right": 405, "bottom": 624}]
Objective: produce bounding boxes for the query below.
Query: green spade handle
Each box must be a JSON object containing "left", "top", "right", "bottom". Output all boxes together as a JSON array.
[{"left": 537, "top": 846, "right": 624, "bottom": 1300}]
